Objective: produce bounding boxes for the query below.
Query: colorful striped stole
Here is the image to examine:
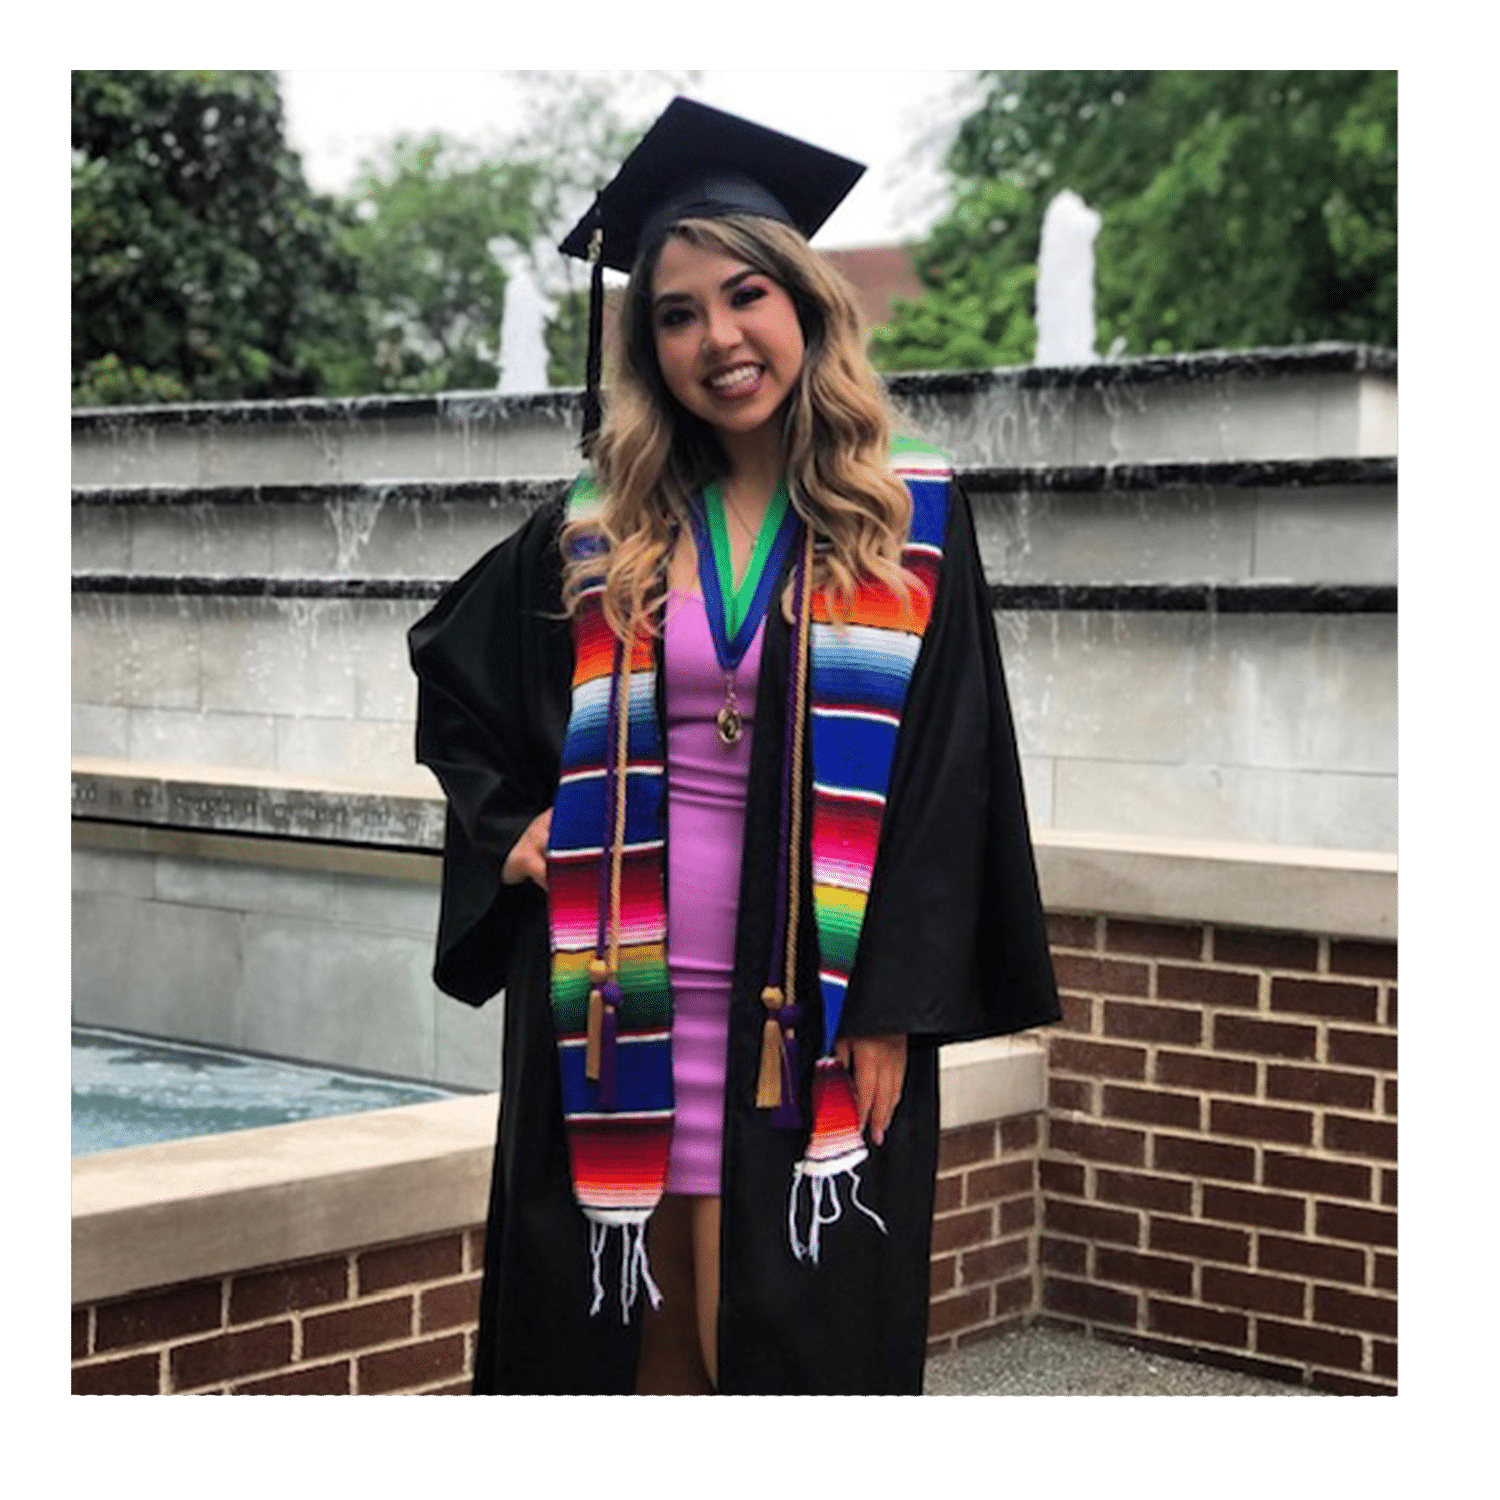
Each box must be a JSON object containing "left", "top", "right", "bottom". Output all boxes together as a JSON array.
[{"left": 548, "top": 440, "right": 952, "bottom": 1314}]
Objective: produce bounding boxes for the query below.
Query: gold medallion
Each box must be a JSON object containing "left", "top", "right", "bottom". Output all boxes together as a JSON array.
[{"left": 716, "top": 702, "right": 743, "bottom": 745}]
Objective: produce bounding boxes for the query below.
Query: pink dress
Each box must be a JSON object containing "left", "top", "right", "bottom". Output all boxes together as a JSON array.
[{"left": 662, "top": 587, "right": 764, "bottom": 1195}]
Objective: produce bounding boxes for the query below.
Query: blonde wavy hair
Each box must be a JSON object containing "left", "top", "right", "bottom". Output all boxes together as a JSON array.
[{"left": 560, "top": 215, "right": 920, "bottom": 637}]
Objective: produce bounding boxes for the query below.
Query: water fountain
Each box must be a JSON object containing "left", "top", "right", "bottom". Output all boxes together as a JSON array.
[{"left": 1034, "top": 188, "right": 1102, "bottom": 366}]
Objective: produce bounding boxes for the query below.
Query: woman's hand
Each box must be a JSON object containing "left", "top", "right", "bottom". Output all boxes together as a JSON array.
[
  {"left": 834, "top": 1033, "right": 908, "bottom": 1148},
  {"left": 502, "top": 808, "right": 552, "bottom": 890}
]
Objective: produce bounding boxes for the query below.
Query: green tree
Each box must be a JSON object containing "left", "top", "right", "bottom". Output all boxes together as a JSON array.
[
  {"left": 72, "top": 69, "right": 363, "bottom": 405},
  {"left": 873, "top": 70, "right": 1397, "bottom": 371},
  {"left": 337, "top": 133, "right": 540, "bottom": 393}
]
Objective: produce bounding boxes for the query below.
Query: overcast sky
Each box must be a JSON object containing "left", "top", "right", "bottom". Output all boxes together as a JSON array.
[{"left": 278, "top": 70, "right": 976, "bottom": 249}]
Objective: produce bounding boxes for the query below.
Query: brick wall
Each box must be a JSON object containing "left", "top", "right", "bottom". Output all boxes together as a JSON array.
[
  {"left": 72, "top": 1229, "right": 484, "bottom": 1395},
  {"left": 73, "top": 1116, "right": 1046, "bottom": 1395},
  {"left": 1040, "top": 913, "right": 1396, "bottom": 1395}
]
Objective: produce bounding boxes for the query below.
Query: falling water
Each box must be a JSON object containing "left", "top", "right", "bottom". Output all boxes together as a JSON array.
[{"left": 1034, "top": 190, "right": 1101, "bottom": 367}]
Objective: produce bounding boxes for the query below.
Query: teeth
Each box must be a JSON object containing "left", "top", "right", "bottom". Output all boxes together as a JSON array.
[{"left": 709, "top": 365, "right": 761, "bottom": 392}]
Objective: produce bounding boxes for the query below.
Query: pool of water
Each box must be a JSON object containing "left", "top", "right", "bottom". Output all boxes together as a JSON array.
[{"left": 72, "top": 1026, "right": 470, "bottom": 1157}]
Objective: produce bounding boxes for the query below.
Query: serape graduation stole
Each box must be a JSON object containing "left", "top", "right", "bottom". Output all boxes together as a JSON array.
[{"left": 548, "top": 440, "right": 952, "bottom": 1317}]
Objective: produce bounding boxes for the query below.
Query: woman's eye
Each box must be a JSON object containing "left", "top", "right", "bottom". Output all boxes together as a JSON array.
[
  {"left": 732, "top": 284, "right": 767, "bottom": 308},
  {"left": 657, "top": 306, "right": 693, "bottom": 330}
]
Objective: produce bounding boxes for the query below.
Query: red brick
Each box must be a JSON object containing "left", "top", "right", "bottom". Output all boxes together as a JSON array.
[
  {"left": 73, "top": 1308, "right": 89, "bottom": 1361},
  {"left": 1040, "top": 1237, "right": 1087, "bottom": 1277},
  {"left": 1048, "top": 1036, "right": 1148, "bottom": 1081},
  {"left": 1000, "top": 1113, "right": 1041, "bottom": 1153},
  {"left": 1265, "top": 1063, "right": 1376, "bottom": 1110},
  {"left": 1148, "top": 1298, "right": 1249, "bottom": 1350},
  {"left": 993, "top": 1276, "right": 1033, "bottom": 1320},
  {"left": 235, "top": 1360, "right": 353, "bottom": 1396},
  {"left": 1324, "top": 1114, "right": 1397, "bottom": 1161},
  {"left": 1095, "top": 1168, "right": 1194, "bottom": 1216},
  {"left": 170, "top": 1321, "right": 294, "bottom": 1392},
  {"left": 1255, "top": 1319, "right": 1363, "bottom": 1372},
  {"left": 420, "top": 1281, "right": 481, "bottom": 1336},
  {"left": 1057, "top": 993, "right": 1095, "bottom": 1032},
  {"left": 1262, "top": 1152, "right": 1373, "bottom": 1201},
  {"left": 1047, "top": 913, "right": 1098, "bottom": 950},
  {"left": 1373, "top": 1253, "right": 1397, "bottom": 1292},
  {"left": 358, "top": 1235, "right": 464, "bottom": 1296},
  {"left": 1314, "top": 1284, "right": 1397, "bottom": 1337},
  {"left": 930, "top": 1254, "right": 957, "bottom": 1297},
  {"left": 1211, "top": 929, "right": 1319, "bottom": 971},
  {"left": 1213, "top": 1014, "right": 1318, "bottom": 1060},
  {"left": 1381, "top": 1168, "right": 1396, "bottom": 1207},
  {"left": 938, "top": 1123, "right": 997, "bottom": 1172},
  {"left": 1271, "top": 976, "right": 1380, "bottom": 1024},
  {"left": 1258, "top": 1234, "right": 1368, "bottom": 1286},
  {"left": 73, "top": 1352, "right": 161, "bottom": 1395},
  {"left": 1153, "top": 1134, "right": 1256, "bottom": 1183},
  {"left": 1155, "top": 963, "right": 1262, "bottom": 1009},
  {"left": 1210, "top": 1098, "right": 1314, "bottom": 1147},
  {"left": 1154, "top": 1049, "right": 1258, "bottom": 1096},
  {"left": 1095, "top": 1248, "right": 1193, "bottom": 1296},
  {"left": 1203, "top": 1184, "right": 1308, "bottom": 1233},
  {"left": 1385, "top": 988, "right": 1397, "bottom": 1027},
  {"left": 1313, "top": 1370, "right": 1395, "bottom": 1395},
  {"left": 95, "top": 1280, "right": 223, "bottom": 1353},
  {"left": 303, "top": 1296, "right": 413, "bottom": 1359},
  {"left": 230, "top": 1258, "right": 348, "bottom": 1323},
  {"left": 960, "top": 1238, "right": 1029, "bottom": 1285},
  {"left": 1317, "top": 1201, "right": 1397, "bottom": 1248},
  {"left": 1044, "top": 1276, "right": 1139, "bottom": 1327},
  {"left": 1104, "top": 919, "right": 1204, "bottom": 960},
  {"left": 1327, "top": 1028, "right": 1396, "bottom": 1073},
  {"left": 932, "top": 1172, "right": 963, "bottom": 1214},
  {"left": 928, "top": 1287, "right": 991, "bottom": 1338},
  {"left": 358, "top": 1333, "right": 467, "bottom": 1395},
  {"left": 1329, "top": 940, "right": 1397, "bottom": 979},
  {"left": 1048, "top": 1075, "right": 1093, "bottom": 1112},
  {"left": 1040, "top": 1158, "right": 1086, "bottom": 1197},
  {"left": 1045, "top": 1199, "right": 1141, "bottom": 1247},
  {"left": 1103, "top": 1084, "right": 1202, "bottom": 1131},
  {"left": 1202, "top": 1266, "right": 1307, "bottom": 1319},
  {"left": 1373, "top": 1340, "right": 1397, "bottom": 1380},
  {"left": 967, "top": 1157, "right": 1033, "bottom": 1205},
  {"left": 1103, "top": 1000, "right": 1203, "bottom": 1046},
  {"left": 999, "top": 1196, "right": 1037, "bottom": 1234},
  {"left": 1383, "top": 1078, "right": 1397, "bottom": 1116},
  {"left": 466, "top": 1227, "right": 487, "bottom": 1271},
  {"left": 1149, "top": 1216, "right": 1251, "bottom": 1265},
  {"left": 1048, "top": 1116, "right": 1147, "bottom": 1167},
  {"left": 1052, "top": 952, "right": 1152, "bottom": 997},
  {"left": 931, "top": 1207, "right": 994, "bottom": 1255}
]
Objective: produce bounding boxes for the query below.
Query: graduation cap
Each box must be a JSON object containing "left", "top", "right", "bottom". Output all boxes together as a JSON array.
[{"left": 559, "top": 97, "right": 866, "bottom": 452}]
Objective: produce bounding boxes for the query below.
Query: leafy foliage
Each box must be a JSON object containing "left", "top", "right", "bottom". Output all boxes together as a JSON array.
[
  {"left": 72, "top": 70, "right": 363, "bottom": 405},
  {"left": 872, "top": 70, "right": 1397, "bottom": 372}
]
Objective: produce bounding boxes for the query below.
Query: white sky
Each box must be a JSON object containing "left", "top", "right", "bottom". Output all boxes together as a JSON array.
[{"left": 278, "top": 70, "right": 976, "bottom": 249}]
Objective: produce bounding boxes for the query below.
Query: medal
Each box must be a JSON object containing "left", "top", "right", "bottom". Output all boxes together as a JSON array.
[
  {"left": 688, "top": 479, "right": 800, "bottom": 750},
  {"left": 717, "top": 672, "right": 743, "bottom": 745}
]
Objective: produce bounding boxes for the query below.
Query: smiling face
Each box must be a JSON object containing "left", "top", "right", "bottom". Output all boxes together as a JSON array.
[{"left": 648, "top": 233, "right": 807, "bottom": 455}]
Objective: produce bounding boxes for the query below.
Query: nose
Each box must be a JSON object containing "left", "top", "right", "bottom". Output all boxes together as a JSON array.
[{"left": 702, "top": 301, "right": 740, "bottom": 353}]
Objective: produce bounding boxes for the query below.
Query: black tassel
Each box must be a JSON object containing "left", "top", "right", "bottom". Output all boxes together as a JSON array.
[{"left": 581, "top": 229, "right": 605, "bottom": 459}]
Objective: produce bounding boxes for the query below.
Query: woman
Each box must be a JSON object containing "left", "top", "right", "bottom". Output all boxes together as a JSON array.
[{"left": 408, "top": 99, "right": 1059, "bottom": 1395}]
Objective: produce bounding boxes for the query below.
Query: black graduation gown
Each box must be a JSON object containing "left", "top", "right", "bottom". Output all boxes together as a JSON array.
[{"left": 407, "top": 479, "right": 1060, "bottom": 1395}]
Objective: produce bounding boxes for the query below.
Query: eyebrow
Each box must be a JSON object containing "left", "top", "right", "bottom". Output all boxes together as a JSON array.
[{"left": 652, "top": 267, "right": 761, "bottom": 309}]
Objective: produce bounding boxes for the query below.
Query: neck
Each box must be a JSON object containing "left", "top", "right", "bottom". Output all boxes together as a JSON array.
[{"left": 719, "top": 424, "right": 787, "bottom": 517}]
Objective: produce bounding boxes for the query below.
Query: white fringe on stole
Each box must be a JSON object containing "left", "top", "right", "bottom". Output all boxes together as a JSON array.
[{"left": 587, "top": 1217, "right": 663, "bottom": 1322}]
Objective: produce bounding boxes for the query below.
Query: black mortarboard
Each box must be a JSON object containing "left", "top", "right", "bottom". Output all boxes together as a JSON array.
[{"left": 558, "top": 97, "right": 865, "bottom": 452}]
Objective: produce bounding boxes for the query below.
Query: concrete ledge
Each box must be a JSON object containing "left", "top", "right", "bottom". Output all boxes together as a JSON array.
[
  {"left": 71, "top": 1038, "right": 1046, "bottom": 1306},
  {"left": 1034, "top": 828, "right": 1396, "bottom": 940},
  {"left": 72, "top": 759, "right": 1398, "bottom": 940}
]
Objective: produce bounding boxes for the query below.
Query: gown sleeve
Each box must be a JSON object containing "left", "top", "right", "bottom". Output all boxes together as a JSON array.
[
  {"left": 406, "top": 497, "right": 573, "bottom": 1006},
  {"left": 837, "top": 477, "right": 1061, "bottom": 1043}
]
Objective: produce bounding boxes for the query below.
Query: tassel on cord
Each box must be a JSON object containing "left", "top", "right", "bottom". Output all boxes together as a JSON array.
[
  {"left": 756, "top": 987, "right": 784, "bottom": 1108},
  {"left": 585, "top": 957, "right": 608, "bottom": 1081}
]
